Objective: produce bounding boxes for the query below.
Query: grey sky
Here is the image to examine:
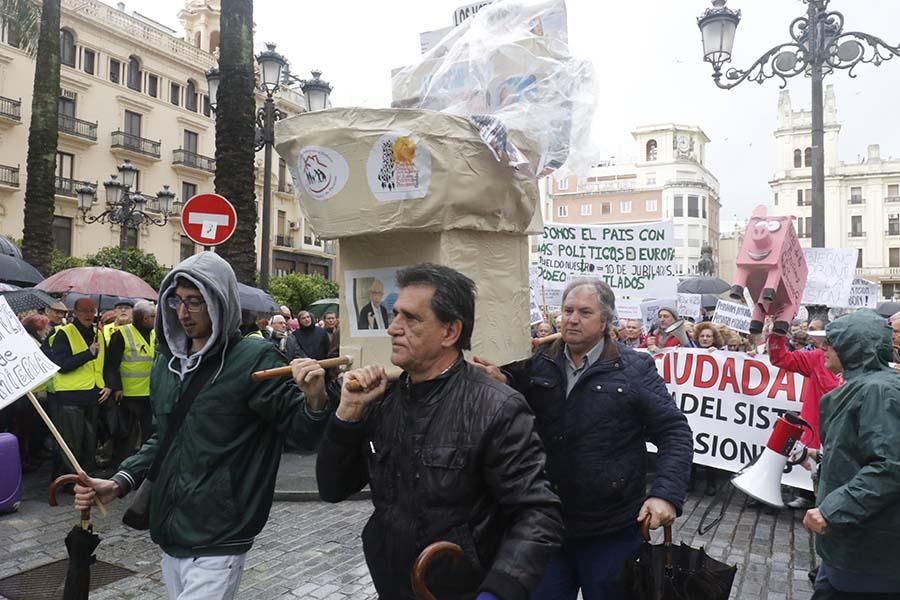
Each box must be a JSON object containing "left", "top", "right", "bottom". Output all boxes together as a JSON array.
[{"left": 130, "top": 0, "right": 900, "bottom": 228}]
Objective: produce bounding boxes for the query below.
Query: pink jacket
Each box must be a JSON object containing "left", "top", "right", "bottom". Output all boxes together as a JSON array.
[{"left": 767, "top": 334, "right": 841, "bottom": 449}]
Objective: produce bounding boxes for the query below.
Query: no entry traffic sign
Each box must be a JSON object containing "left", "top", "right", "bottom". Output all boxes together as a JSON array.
[{"left": 180, "top": 193, "right": 238, "bottom": 246}]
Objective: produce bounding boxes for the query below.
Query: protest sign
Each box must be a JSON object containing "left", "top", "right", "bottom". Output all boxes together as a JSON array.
[
  {"left": 529, "top": 266, "right": 561, "bottom": 309},
  {"left": 529, "top": 289, "right": 544, "bottom": 325},
  {"left": 651, "top": 348, "right": 812, "bottom": 491},
  {"left": 616, "top": 299, "right": 642, "bottom": 323},
  {"left": 0, "top": 297, "right": 59, "bottom": 411},
  {"left": 677, "top": 293, "right": 703, "bottom": 321},
  {"left": 536, "top": 221, "right": 677, "bottom": 300},
  {"left": 801, "top": 248, "right": 857, "bottom": 306},
  {"left": 711, "top": 299, "right": 753, "bottom": 334},
  {"left": 640, "top": 298, "right": 675, "bottom": 333},
  {"left": 847, "top": 278, "right": 878, "bottom": 309}
]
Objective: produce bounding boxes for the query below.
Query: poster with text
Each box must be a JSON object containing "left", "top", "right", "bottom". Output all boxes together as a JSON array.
[
  {"left": 649, "top": 348, "right": 812, "bottom": 491},
  {"left": 0, "top": 297, "right": 59, "bottom": 410},
  {"left": 801, "top": 248, "right": 857, "bottom": 307},
  {"left": 712, "top": 299, "right": 753, "bottom": 334},
  {"left": 344, "top": 267, "right": 406, "bottom": 338},
  {"left": 846, "top": 278, "right": 878, "bottom": 309},
  {"left": 536, "top": 221, "right": 677, "bottom": 302}
]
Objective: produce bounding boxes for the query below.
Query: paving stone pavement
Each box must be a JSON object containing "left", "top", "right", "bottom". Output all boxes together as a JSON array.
[{"left": 1, "top": 463, "right": 817, "bottom": 599}]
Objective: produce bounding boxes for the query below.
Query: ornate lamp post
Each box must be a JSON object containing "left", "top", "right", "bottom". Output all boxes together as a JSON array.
[
  {"left": 76, "top": 159, "right": 180, "bottom": 270},
  {"left": 697, "top": 0, "right": 900, "bottom": 248},
  {"left": 207, "top": 44, "right": 332, "bottom": 290}
]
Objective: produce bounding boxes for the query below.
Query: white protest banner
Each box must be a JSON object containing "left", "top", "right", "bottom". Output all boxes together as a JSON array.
[
  {"left": 652, "top": 348, "right": 812, "bottom": 491},
  {"left": 711, "top": 299, "right": 753, "bottom": 334},
  {"left": 536, "top": 221, "right": 677, "bottom": 301},
  {"left": 0, "top": 297, "right": 59, "bottom": 411},
  {"left": 847, "top": 278, "right": 878, "bottom": 309},
  {"left": 529, "top": 266, "right": 561, "bottom": 309},
  {"left": 801, "top": 248, "right": 857, "bottom": 306},
  {"left": 677, "top": 293, "right": 703, "bottom": 321},
  {"left": 616, "top": 299, "right": 642, "bottom": 323},
  {"left": 640, "top": 298, "right": 675, "bottom": 333},
  {"left": 529, "top": 289, "right": 544, "bottom": 325}
]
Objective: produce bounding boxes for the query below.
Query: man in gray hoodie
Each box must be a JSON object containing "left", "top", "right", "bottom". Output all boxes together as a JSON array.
[{"left": 75, "top": 252, "right": 335, "bottom": 599}]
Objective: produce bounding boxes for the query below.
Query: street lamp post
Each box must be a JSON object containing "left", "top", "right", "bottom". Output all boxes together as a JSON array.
[
  {"left": 207, "top": 45, "right": 332, "bottom": 291},
  {"left": 697, "top": 0, "right": 900, "bottom": 248},
  {"left": 76, "top": 159, "right": 180, "bottom": 270}
]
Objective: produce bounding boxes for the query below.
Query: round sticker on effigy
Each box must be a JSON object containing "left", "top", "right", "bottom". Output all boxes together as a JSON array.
[
  {"left": 297, "top": 146, "right": 350, "bottom": 201},
  {"left": 366, "top": 130, "right": 432, "bottom": 202}
]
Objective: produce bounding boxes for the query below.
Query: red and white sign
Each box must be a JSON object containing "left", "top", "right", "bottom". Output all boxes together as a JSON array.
[{"left": 180, "top": 193, "right": 237, "bottom": 246}]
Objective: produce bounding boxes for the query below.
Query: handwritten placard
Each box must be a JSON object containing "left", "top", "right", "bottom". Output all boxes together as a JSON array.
[
  {"left": 536, "top": 221, "right": 677, "bottom": 300},
  {"left": 846, "top": 278, "right": 878, "bottom": 309},
  {"left": 677, "top": 293, "right": 703, "bottom": 321},
  {"left": 801, "top": 248, "right": 857, "bottom": 307},
  {"left": 712, "top": 299, "right": 753, "bottom": 334},
  {"left": 0, "top": 297, "right": 59, "bottom": 410}
]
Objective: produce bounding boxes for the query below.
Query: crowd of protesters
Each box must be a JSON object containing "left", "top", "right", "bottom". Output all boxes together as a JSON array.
[{"left": 0, "top": 294, "right": 343, "bottom": 485}]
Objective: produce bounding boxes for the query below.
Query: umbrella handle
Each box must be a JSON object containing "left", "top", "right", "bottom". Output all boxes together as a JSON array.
[
  {"left": 639, "top": 515, "right": 673, "bottom": 545},
  {"left": 411, "top": 541, "right": 465, "bottom": 600},
  {"left": 49, "top": 474, "right": 91, "bottom": 529}
]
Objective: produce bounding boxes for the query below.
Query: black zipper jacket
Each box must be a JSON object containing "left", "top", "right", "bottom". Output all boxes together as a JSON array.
[{"left": 316, "top": 359, "right": 563, "bottom": 600}]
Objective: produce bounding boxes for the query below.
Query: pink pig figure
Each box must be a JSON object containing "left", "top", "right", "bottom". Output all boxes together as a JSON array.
[{"left": 730, "top": 205, "right": 808, "bottom": 336}]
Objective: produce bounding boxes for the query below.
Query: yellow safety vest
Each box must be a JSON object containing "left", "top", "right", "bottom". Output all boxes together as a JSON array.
[
  {"left": 245, "top": 330, "right": 264, "bottom": 338},
  {"left": 52, "top": 323, "right": 105, "bottom": 391},
  {"left": 103, "top": 322, "right": 120, "bottom": 344},
  {"left": 119, "top": 324, "right": 155, "bottom": 397}
]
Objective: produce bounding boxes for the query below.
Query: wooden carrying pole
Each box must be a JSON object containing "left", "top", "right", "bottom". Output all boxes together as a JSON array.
[
  {"left": 26, "top": 391, "right": 108, "bottom": 516},
  {"left": 251, "top": 356, "right": 354, "bottom": 381}
]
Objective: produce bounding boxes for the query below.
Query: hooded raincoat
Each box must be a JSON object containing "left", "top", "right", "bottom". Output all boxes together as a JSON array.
[
  {"left": 815, "top": 310, "right": 900, "bottom": 583},
  {"left": 112, "top": 253, "right": 331, "bottom": 558}
]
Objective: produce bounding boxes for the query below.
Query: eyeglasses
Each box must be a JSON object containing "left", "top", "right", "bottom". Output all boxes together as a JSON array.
[{"left": 166, "top": 296, "right": 206, "bottom": 313}]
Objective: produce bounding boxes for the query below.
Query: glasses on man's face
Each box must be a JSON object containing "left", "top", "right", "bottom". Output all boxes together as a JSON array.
[{"left": 167, "top": 296, "right": 206, "bottom": 313}]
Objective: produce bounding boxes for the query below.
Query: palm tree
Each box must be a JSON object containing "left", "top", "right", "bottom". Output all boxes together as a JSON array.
[
  {"left": 213, "top": 0, "right": 257, "bottom": 284},
  {"left": 1, "top": 0, "right": 61, "bottom": 276}
]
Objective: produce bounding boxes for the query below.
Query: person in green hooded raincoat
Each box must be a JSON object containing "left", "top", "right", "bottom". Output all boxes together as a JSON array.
[{"left": 802, "top": 309, "right": 900, "bottom": 598}]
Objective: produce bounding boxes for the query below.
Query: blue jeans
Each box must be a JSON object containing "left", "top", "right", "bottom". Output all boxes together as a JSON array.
[{"left": 533, "top": 525, "right": 643, "bottom": 600}]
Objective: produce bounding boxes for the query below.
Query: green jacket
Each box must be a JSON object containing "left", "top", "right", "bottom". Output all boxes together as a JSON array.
[
  {"left": 816, "top": 309, "right": 900, "bottom": 580},
  {"left": 113, "top": 252, "right": 330, "bottom": 558}
]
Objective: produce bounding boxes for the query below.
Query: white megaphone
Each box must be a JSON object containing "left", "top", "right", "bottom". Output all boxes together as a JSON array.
[
  {"left": 664, "top": 319, "right": 690, "bottom": 347},
  {"left": 731, "top": 411, "right": 812, "bottom": 508}
]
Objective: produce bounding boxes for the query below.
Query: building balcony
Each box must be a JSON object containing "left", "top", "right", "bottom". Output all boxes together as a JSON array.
[
  {"left": 848, "top": 231, "right": 865, "bottom": 238},
  {"left": 275, "top": 234, "right": 294, "bottom": 248},
  {"left": 886, "top": 229, "right": 900, "bottom": 237},
  {"left": 857, "top": 266, "right": 900, "bottom": 279},
  {"left": 886, "top": 196, "right": 900, "bottom": 204},
  {"left": 55, "top": 176, "right": 95, "bottom": 198},
  {"left": 848, "top": 197, "right": 865, "bottom": 205},
  {"left": 276, "top": 180, "right": 294, "bottom": 195},
  {"left": 110, "top": 131, "right": 161, "bottom": 160},
  {"left": 172, "top": 149, "right": 215, "bottom": 174},
  {"left": 0, "top": 96, "right": 21, "bottom": 128},
  {"left": 0, "top": 164, "right": 19, "bottom": 190},
  {"left": 58, "top": 114, "right": 98, "bottom": 144}
]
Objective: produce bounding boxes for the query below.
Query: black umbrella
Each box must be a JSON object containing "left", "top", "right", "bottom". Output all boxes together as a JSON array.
[
  {"left": 0, "top": 288, "right": 63, "bottom": 314},
  {"left": 0, "top": 234, "right": 22, "bottom": 258},
  {"left": 238, "top": 282, "right": 279, "bottom": 314},
  {"left": 623, "top": 520, "right": 736, "bottom": 600},
  {"left": 678, "top": 277, "right": 731, "bottom": 295},
  {"left": 876, "top": 301, "right": 900, "bottom": 319},
  {"left": 0, "top": 254, "right": 43, "bottom": 287},
  {"left": 49, "top": 474, "right": 100, "bottom": 600}
]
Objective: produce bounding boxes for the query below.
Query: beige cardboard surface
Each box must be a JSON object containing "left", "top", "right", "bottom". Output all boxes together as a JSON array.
[
  {"left": 339, "top": 230, "right": 531, "bottom": 369},
  {"left": 274, "top": 108, "right": 540, "bottom": 239}
]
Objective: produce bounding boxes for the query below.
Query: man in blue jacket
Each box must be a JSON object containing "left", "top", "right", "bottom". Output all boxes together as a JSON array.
[{"left": 475, "top": 279, "right": 693, "bottom": 600}]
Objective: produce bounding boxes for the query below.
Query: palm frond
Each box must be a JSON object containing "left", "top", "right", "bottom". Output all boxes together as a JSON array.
[{"left": 0, "top": 0, "right": 41, "bottom": 55}]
